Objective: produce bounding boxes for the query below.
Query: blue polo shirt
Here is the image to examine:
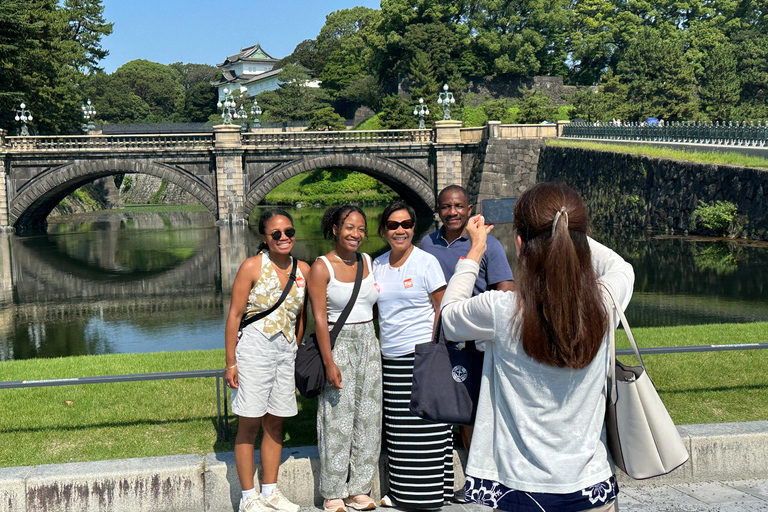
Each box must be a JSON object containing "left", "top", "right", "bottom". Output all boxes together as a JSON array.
[{"left": 419, "top": 229, "right": 514, "bottom": 296}]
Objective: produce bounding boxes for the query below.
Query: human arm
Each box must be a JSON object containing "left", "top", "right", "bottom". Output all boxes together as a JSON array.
[
  {"left": 224, "top": 255, "right": 262, "bottom": 388},
  {"left": 295, "top": 261, "right": 311, "bottom": 346},
  {"left": 589, "top": 237, "right": 635, "bottom": 312},
  {"left": 307, "top": 258, "right": 342, "bottom": 389}
]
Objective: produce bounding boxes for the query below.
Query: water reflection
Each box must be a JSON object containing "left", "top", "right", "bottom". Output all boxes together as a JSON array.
[{"left": 0, "top": 208, "right": 766, "bottom": 361}]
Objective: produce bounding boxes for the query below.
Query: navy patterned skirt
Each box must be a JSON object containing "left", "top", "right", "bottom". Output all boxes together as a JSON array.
[{"left": 465, "top": 475, "right": 618, "bottom": 512}]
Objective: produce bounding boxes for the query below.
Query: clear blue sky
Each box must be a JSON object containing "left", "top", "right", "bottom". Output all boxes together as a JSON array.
[{"left": 100, "top": 0, "right": 382, "bottom": 73}]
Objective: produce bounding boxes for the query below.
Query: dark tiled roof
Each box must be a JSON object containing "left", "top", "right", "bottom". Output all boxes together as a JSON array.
[
  {"left": 243, "top": 68, "right": 282, "bottom": 84},
  {"left": 217, "top": 43, "right": 278, "bottom": 67}
]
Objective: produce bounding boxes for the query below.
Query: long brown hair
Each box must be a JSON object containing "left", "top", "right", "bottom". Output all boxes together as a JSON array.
[{"left": 513, "top": 182, "right": 606, "bottom": 369}]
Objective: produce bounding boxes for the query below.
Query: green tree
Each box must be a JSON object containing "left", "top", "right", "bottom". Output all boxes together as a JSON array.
[
  {"left": 274, "top": 39, "right": 326, "bottom": 76},
  {"left": 699, "top": 44, "right": 740, "bottom": 122},
  {"left": 84, "top": 72, "right": 151, "bottom": 123},
  {"left": 257, "top": 64, "right": 330, "bottom": 122},
  {"left": 183, "top": 82, "right": 217, "bottom": 122},
  {"left": 569, "top": 88, "right": 609, "bottom": 122},
  {"left": 59, "top": 0, "right": 113, "bottom": 72},
  {"left": 168, "top": 62, "right": 219, "bottom": 90},
  {"left": 408, "top": 51, "right": 439, "bottom": 104},
  {"left": 516, "top": 90, "right": 558, "bottom": 123},
  {"left": 615, "top": 28, "right": 698, "bottom": 121},
  {"left": 338, "top": 75, "right": 384, "bottom": 111},
  {"left": 732, "top": 30, "right": 768, "bottom": 108},
  {"left": 113, "top": 60, "right": 185, "bottom": 120},
  {"left": 379, "top": 94, "right": 417, "bottom": 128},
  {"left": 308, "top": 107, "right": 347, "bottom": 130}
]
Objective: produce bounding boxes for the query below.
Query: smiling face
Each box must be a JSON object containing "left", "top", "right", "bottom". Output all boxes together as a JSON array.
[
  {"left": 333, "top": 211, "right": 367, "bottom": 253},
  {"left": 438, "top": 189, "right": 471, "bottom": 235},
  {"left": 262, "top": 215, "right": 295, "bottom": 256},
  {"left": 383, "top": 208, "right": 415, "bottom": 251}
]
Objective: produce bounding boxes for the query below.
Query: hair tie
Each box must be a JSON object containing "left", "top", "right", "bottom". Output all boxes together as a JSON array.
[{"left": 551, "top": 206, "right": 568, "bottom": 236}]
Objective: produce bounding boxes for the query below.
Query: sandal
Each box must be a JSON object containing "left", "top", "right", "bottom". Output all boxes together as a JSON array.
[
  {"left": 345, "top": 495, "right": 376, "bottom": 511},
  {"left": 324, "top": 498, "right": 347, "bottom": 512}
]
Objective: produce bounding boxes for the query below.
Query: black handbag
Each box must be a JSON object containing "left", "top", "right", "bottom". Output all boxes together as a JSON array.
[
  {"left": 409, "top": 315, "right": 485, "bottom": 425},
  {"left": 295, "top": 253, "right": 363, "bottom": 399},
  {"left": 237, "top": 257, "right": 299, "bottom": 340}
]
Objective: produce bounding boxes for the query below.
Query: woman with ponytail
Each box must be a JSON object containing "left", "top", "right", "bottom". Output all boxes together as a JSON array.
[
  {"left": 440, "top": 182, "right": 635, "bottom": 512},
  {"left": 225, "top": 209, "right": 311, "bottom": 512}
]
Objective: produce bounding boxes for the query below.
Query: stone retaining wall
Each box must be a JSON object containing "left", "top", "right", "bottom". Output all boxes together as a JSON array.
[{"left": 538, "top": 145, "right": 768, "bottom": 240}]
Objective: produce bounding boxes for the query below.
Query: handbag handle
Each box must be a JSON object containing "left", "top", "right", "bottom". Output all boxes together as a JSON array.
[
  {"left": 432, "top": 314, "right": 477, "bottom": 351},
  {"left": 601, "top": 282, "right": 644, "bottom": 405},
  {"left": 328, "top": 252, "right": 364, "bottom": 348},
  {"left": 239, "top": 256, "right": 299, "bottom": 331}
]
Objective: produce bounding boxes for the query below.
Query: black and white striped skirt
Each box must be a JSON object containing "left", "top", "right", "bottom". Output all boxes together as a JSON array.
[{"left": 382, "top": 353, "right": 454, "bottom": 510}]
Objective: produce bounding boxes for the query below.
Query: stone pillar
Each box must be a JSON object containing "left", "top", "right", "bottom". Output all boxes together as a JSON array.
[
  {"left": 217, "top": 225, "right": 249, "bottom": 294},
  {"left": 556, "top": 120, "right": 570, "bottom": 137},
  {"left": 213, "top": 125, "right": 247, "bottom": 226},
  {"left": 0, "top": 157, "right": 11, "bottom": 233},
  {"left": 487, "top": 120, "right": 501, "bottom": 140},
  {"left": 434, "top": 120, "right": 463, "bottom": 195}
]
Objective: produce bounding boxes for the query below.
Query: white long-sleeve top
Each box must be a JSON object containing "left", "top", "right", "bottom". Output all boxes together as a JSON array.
[{"left": 441, "top": 238, "right": 635, "bottom": 493}]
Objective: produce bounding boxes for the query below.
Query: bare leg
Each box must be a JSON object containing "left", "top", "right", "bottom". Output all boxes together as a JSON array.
[
  {"left": 235, "top": 416, "right": 262, "bottom": 491},
  {"left": 460, "top": 424, "right": 474, "bottom": 451},
  {"left": 260, "top": 414, "right": 285, "bottom": 484}
]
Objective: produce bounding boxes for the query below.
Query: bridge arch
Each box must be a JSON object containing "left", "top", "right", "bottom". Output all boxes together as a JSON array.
[
  {"left": 244, "top": 154, "right": 435, "bottom": 217},
  {"left": 10, "top": 159, "right": 217, "bottom": 229}
]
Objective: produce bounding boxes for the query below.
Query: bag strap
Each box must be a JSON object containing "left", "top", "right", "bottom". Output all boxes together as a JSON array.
[
  {"left": 240, "top": 256, "right": 299, "bottom": 331},
  {"left": 329, "top": 252, "right": 364, "bottom": 347},
  {"left": 601, "top": 281, "right": 644, "bottom": 405},
  {"left": 432, "top": 313, "right": 477, "bottom": 350}
]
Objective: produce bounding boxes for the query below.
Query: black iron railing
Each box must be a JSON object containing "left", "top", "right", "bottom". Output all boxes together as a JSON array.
[{"left": 562, "top": 121, "right": 768, "bottom": 147}]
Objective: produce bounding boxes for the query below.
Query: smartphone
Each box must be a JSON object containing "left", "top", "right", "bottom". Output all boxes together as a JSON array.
[{"left": 481, "top": 198, "right": 517, "bottom": 224}]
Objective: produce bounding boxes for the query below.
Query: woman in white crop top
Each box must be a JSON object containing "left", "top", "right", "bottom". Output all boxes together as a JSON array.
[{"left": 307, "top": 204, "right": 381, "bottom": 512}]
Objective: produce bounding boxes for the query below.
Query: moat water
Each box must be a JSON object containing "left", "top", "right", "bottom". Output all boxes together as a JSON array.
[{"left": 1, "top": 207, "right": 766, "bottom": 360}]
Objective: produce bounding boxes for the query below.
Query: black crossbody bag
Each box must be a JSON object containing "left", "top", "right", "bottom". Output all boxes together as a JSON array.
[
  {"left": 237, "top": 257, "right": 299, "bottom": 340},
  {"left": 295, "top": 253, "right": 363, "bottom": 398}
]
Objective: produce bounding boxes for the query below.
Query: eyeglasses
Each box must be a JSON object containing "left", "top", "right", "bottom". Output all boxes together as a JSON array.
[
  {"left": 385, "top": 219, "right": 415, "bottom": 231},
  {"left": 269, "top": 228, "right": 296, "bottom": 240}
]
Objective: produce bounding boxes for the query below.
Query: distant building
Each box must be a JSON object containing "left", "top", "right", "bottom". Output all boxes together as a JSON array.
[{"left": 211, "top": 43, "right": 319, "bottom": 100}]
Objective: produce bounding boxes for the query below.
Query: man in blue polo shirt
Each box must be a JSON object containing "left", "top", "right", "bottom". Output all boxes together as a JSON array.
[
  {"left": 419, "top": 185, "right": 514, "bottom": 457},
  {"left": 421, "top": 185, "right": 514, "bottom": 295}
]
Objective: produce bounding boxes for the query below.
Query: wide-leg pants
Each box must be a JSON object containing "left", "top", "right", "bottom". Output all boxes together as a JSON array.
[
  {"left": 318, "top": 321, "right": 382, "bottom": 499},
  {"left": 382, "top": 353, "right": 454, "bottom": 510}
]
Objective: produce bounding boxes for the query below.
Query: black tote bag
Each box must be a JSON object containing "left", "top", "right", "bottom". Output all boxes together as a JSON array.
[{"left": 409, "top": 316, "right": 484, "bottom": 425}]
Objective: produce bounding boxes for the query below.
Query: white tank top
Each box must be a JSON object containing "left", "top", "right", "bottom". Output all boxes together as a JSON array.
[{"left": 318, "top": 253, "right": 378, "bottom": 323}]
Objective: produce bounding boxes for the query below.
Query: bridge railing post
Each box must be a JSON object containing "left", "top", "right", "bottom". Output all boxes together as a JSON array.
[
  {"left": 434, "top": 120, "right": 464, "bottom": 192},
  {"left": 487, "top": 121, "right": 501, "bottom": 139},
  {"left": 213, "top": 125, "right": 247, "bottom": 226},
  {"left": 557, "top": 120, "right": 570, "bottom": 138}
]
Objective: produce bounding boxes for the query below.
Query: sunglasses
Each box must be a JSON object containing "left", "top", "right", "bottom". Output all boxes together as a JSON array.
[
  {"left": 385, "top": 219, "right": 415, "bottom": 231},
  {"left": 269, "top": 228, "right": 296, "bottom": 240}
]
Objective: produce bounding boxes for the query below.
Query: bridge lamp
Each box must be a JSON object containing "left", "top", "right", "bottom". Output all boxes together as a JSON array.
[
  {"left": 14, "top": 102, "right": 32, "bottom": 136},
  {"left": 437, "top": 84, "right": 455, "bottom": 121},
  {"left": 250, "top": 101, "right": 262, "bottom": 128},
  {"left": 81, "top": 99, "right": 96, "bottom": 133},
  {"left": 413, "top": 98, "right": 429, "bottom": 129}
]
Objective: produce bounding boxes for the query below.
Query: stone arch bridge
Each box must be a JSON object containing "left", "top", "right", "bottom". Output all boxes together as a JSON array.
[{"left": 0, "top": 122, "right": 558, "bottom": 231}]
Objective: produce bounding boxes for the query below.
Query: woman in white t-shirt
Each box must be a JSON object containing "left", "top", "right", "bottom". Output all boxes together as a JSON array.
[
  {"left": 372, "top": 201, "right": 451, "bottom": 510},
  {"left": 441, "top": 182, "right": 635, "bottom": 512},
  {"left": 307, "top": 204, "right": 380, "bottom": 512}
]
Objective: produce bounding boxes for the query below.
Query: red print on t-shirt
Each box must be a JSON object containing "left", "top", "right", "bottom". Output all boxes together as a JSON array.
[
  {"left": 374, "top": 283, "right": 380, "bottom": 292},
  {"left": 403, "top": 278, "right": 413, "bottom": 289},
  {"left": 296, "top": 277, "right": 305, "bottom": 287}
]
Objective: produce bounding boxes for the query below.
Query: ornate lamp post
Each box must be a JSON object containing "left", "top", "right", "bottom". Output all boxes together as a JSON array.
[
  {"left": 250, "top": 101, "right": 262, "bottom": 128},
  {"left": 14, "top": 103, "right": 32, "bottom": 136},
  {"left": 81, "top": 99, "right": 96, "bottom": 133},
  {"left": 437, "top": 84, "right": 455, "bottom": 120},
  {"left": 413, "top": 98, "right": 429, "bottom": 129},
  {"left": 217, "top": 86, "right": 248, "bottom": 125}
]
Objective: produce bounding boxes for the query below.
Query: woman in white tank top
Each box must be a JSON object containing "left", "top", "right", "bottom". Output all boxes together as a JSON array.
[{"left": 307, "top": 204, "right": 381, "bottom": 512}]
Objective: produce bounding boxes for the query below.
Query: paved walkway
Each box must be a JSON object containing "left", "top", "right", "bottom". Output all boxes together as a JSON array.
[{"left": 297, "top": 480, "right": 768, "bottom": 512}]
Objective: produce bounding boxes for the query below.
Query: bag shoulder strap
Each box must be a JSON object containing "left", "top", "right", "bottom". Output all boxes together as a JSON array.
[
  {"left": 601, "top": 281, "right": 644, "bottom": 405},
  {"left": 240, "top": 256, "right": 299, "bottom": 330},
  {"left": 329, "top": 252, "right": 364, "bottom": 347}
]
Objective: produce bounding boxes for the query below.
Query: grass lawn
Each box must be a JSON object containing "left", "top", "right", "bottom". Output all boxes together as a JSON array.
[
  {"left": 547, "top": 138, "right": 768, "bottom": 170},
  {"left": 1, "top": 322, "right": 766, "bottom": 468}
]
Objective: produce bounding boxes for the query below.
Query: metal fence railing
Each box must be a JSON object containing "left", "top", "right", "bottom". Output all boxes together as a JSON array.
[{"left": 562, "top": 121, "right": 768, "bottom": 147}]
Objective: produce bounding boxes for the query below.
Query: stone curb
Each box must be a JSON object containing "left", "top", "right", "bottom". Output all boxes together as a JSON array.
[{"left": 2, "top": 421, "right": 767, "bottom": 512}]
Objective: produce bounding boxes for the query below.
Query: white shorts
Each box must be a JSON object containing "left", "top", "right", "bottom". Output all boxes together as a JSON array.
[{"left": 231, "top": 326, "right": 298, "bottom": 418}]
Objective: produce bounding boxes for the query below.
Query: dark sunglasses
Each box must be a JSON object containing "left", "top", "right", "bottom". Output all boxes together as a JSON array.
[
  {"left": 269, "top": 228, "right": 296, "bottom": 240},
  {"left": 385, "top": 219, "right": 415, "bottom": 231}
]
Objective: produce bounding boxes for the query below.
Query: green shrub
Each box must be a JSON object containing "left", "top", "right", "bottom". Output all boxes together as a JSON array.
[
  {"left": 149, "top": 179, "right": 168, "bottom": 204},
  {"left": 461, "top": 106, "right": 487, "bottom": 127},
  {"left": 354, "top": 114, "right": 384, "bottom": 130},
  {"left": 690, "top": 200, "right": 737, "bottom": 232}
]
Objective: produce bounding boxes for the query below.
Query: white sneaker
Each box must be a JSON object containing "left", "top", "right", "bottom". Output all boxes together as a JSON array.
[
  {"left": 264, "top": 488, "right": 300, "bottom": 512},
  {"left": 240, "top": 493, "right": 279, "bottom": 512}
]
